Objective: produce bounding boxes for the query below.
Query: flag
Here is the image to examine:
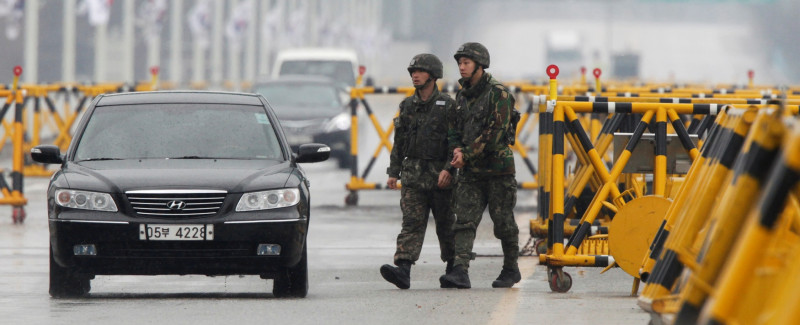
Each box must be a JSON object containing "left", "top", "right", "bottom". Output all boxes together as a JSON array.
[
  {"left": 136, "top": 0, "right": 167, "bottom": 41},
  {"left": 225, "top": 0, "right": 253, "bottom": 51},
  {"left": 76, "top": 0, "right": 113, "bottom": 27},
  {"left": 260, "top": 0, "right": 283, "bottom": 47},
  {"left": 1, "top": 0, "right": 23, "bottom": 40},
  {"left": 187, "top": 0, "right": 211, "bottom": 49}
]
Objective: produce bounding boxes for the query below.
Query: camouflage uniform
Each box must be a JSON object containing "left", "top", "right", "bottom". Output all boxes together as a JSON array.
[
  {"left": 449, "top": 71, "right": 519, "bottom": 271},
  {"left": 387, "top": 85, "right": 458, "bottom": 265}
]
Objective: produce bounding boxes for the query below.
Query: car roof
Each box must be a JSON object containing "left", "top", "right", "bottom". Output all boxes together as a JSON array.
[
  {"left": 254, "top": 75, "right": 340, "bottom": 86},
  {"left": 95, "top": 91, "right": 264, "bottom": 106},
  {"left": 275, "top": 48, "right": 358, "bottom": 62}
]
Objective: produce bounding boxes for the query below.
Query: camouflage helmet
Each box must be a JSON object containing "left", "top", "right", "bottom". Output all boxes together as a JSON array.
[
  {"left": 454, "top": 42, "right": 490, "bottom": 68},
  {"left": 407, "top": 53, "right": 443, "bottom": 79}
]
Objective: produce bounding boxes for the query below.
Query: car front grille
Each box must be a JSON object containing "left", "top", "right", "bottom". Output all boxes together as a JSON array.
[{"left": 126, "top": 190, "right": 227, "bottom": 218}]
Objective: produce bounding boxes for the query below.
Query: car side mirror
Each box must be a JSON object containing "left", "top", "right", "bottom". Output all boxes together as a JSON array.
[
  {"left": 31, "top": 145, "right": 64, "bottom": 164},
  {"left": 295, "top": 143, "right": 331, "bottom": 163}
]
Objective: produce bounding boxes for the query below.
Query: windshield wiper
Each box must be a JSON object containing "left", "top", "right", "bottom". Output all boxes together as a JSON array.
[
  {"left": 167, "top": 156, "right": 220, "bottom": 159},
  {"left": 79, "top": 157, "right": 123, "bottom": 161}
]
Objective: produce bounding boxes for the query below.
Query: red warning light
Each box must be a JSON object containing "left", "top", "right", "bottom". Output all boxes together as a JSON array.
[
  {"left": 546, "top": 65, "right": 559, "bottom": 79},
  {"left": 150, "top": 66, "right": 160, "bottom": 75},
  {"left": 581, "top": 66, "right": 586, "bottom": 75},
  {"left": 13, "top": 66, "right": 22, "bottom": 76},
  {"left": 748, "top": 69, "right": 754, "bottom": 79},
  {"left": 593, "top": 68, "right": 602, "bottom": 78},
  {"left": 358, "top": 65, "right": 366, "bottom": 76}
]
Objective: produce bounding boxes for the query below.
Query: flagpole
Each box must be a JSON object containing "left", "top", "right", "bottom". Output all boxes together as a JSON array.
[
  {"left": 191, "top": 1, "right": 206, "bottom": 88},
  {"left": 257, "top": 0, "right": 270, "bottom": 77},
  {"left": 170, "top": 0, "right": 184, "bottom": 88},
  {"left": 308, "top": 0, "right": 317, "bottom": 46},
  {"left": 244, "top": 0, "right": 257, "bottom": 84},
  {"left": 227, "top": 0, "right": 240, "bottom": 91},
  {"left": 24, "top": 0, "right": 39, "bottom": 84},
  {"left": 211, "top": 0, "right": 224, "bottom": 89},
  {"left": 95, "top": 20, "right": 108, "bottom": 83},
  {"left": 62, "top": 0, "right": 76, "bottom": 83},
  {"left": 123, "top": 0, "right": 134, "bottom": 84}
]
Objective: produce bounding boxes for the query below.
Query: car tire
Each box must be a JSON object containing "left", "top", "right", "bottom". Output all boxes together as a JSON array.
[
  {"left": 272, "top": 243, "right": 308, "bottom": 298},
  {"left": 49, "top": 248, "right": 90, "bottom": 298}
]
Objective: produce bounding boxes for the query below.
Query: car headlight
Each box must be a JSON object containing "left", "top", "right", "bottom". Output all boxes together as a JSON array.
[
  {"left": 236, "top": 188, "right": 300, "bottom": 211},
  {"left": 55, "top": 189, "right": 118, "bottom": 212},
  {"left": 323, "top": 112, "right": 350, "bottom": 132}
]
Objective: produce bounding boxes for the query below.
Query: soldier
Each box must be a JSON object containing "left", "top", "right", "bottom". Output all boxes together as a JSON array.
[
  {"left": 439, "top": 42, "right": 521, "bottom": 289},
  {"left": 380, "top": 54, "right": 458, "bottom": 289}
]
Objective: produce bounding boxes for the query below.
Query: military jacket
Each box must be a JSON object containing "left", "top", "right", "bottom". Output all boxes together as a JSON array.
[
  {"left": 387, "top": 87, "right": 457, "bottom": 190},
  {"left": 449, "top": 73, "right": 516, "bottom": 177}
]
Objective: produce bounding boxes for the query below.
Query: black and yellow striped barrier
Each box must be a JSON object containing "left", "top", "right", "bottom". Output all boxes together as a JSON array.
[
  {"left": 531, "top": 64, "right": 800, "bottom": 294},
  {"left": 0, "top": 66, "right": 29, "bottom": 223},
  {"left": 701, "top": 120, "right": 800, "bottom": 323}
]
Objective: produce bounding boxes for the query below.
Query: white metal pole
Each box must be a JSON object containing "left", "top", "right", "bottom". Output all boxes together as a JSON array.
[
  {"left": 244, "top": 0, "right": 257, "bottom": 83},
  {"left": 62, "top": 0, "right": 76, "bottom": 83},
  {"left": 192, "top": 0, "right": 206, "bottom": 88},
  {"left": 257, "top": 0, "right": 270, "bottom": 76},
  {"left": 122, "top": 0, "right": 135, "bottom": 83},
  {"left": 147, "top": 35, "right": 161, "bottom": 78},
  {"left": 170, "top": 0, "right": 184, "bottom": 86},
  {"left": 211, "top": 0, "right": 224, "bottom": 88},
  {"left": 308, "top": 0, "right": 317, "bottom": 46},
  {"left": 227, "top": 0, "right": 240, "bottom": 91},
  {"left": 95, "top": 23, "right": 108, "bottom": 82},
  {"left": 23, "top": 0, "right": 39, "bottom": 83}
]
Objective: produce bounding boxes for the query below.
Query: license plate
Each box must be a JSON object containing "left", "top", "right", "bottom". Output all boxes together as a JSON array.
[{"left": 139, "top": 224, "right": 214, "bottom": 241}]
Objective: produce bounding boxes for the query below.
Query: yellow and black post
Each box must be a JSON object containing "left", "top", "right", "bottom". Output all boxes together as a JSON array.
[
  {"left": 5, "top": 66, "right": 29, "bottom": 222},
  {"left": 540, "top": 66, "right": 556, "bottom": 253},
  {"left": 547, "top": 65, "right": 566, "bottom": 258},
  {"left": 345, "top": 90, "right": 361, "bottom": 206}
]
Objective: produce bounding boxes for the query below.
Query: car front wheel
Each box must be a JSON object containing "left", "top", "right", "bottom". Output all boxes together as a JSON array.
[
  {"left": 49, "top": 248, "right": 91, "bottom": 298},
  {"left": 272, "top": 243, "right": 308, "bottom": 298}
]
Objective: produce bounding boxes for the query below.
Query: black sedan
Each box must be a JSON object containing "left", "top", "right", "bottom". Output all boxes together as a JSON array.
[
  {"left": 252, "top": 76, "right": 352, "bottom": 169},
  {"left": 31, "top": 91, "right": 330, "bottom": 298}
]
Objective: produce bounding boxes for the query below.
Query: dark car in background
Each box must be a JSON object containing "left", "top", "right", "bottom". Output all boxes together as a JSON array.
[
  {"left": 32, "top": 91, "right": 330, "bottom": 298},
  {"left": 253, "top": 76, "right": 352, "bottom": 169}
]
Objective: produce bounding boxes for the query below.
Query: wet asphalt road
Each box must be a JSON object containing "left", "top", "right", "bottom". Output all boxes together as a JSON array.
[{"left": 0, "top": 94, "right": 649, "bottom": 324}]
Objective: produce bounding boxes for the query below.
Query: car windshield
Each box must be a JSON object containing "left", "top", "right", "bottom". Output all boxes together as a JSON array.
[
  {"left": 73, "top": 103, "right": 284, "bottom": 161},
  {"left": 279, "top": 60, "right": 356, "bottom": 87},
  {"left": 255, "top": 83, "right": 342, "bottom": 110}
]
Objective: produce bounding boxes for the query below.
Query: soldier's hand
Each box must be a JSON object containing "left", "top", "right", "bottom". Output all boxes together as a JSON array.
[
  {"left": 452, "top": 148, "right": 464, "bottom": 168},
  {"left": 387, "top": 177, "right": 399, "bottom": 190},
  {"left": 437, "top": 170, "right": 452, "bottom": 188}
]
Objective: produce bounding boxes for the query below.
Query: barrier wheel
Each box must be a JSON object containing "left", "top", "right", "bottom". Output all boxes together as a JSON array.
[
  {"left": 345, "top": 192, "right": 358, "bottom": 206},
  {"left": 549, "top": 270, "right": 572, "bottom": 293},
  {"left": 534, "top": 239, "right": 548, "bottom": 256}
]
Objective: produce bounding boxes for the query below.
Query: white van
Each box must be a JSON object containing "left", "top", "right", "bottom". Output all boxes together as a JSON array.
[{"left": 271, "top": 48, "right": 360, "bottom": 88}]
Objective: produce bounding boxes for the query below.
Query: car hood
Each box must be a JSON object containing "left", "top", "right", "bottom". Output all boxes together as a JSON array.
[
  {"left": 60, "top": 159, "right": 294, "bottom": 194},
  {"left": 272, "top": 105, "right": 342, "bottom": 121}
]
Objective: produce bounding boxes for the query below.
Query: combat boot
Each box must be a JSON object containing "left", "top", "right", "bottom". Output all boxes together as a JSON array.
[
  {"left": 445, "top": 259, "right": 454, "bottom": 274},
  {"left": 380, "top": 260, "right": 411, "bottom": 289},
  {"left": 439, "top": 265, "right": 471, "bottom": 289},
  {"left": 491, "top": 267, "right": 521, "bottom": 288}
]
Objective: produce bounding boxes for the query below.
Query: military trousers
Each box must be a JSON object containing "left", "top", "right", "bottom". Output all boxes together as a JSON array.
[
  {"left": 452, "top": 174, "right": 519, "bottom": 270},
  {"left": 393, "top": 186, "right": 455, "bottom": 264}
]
